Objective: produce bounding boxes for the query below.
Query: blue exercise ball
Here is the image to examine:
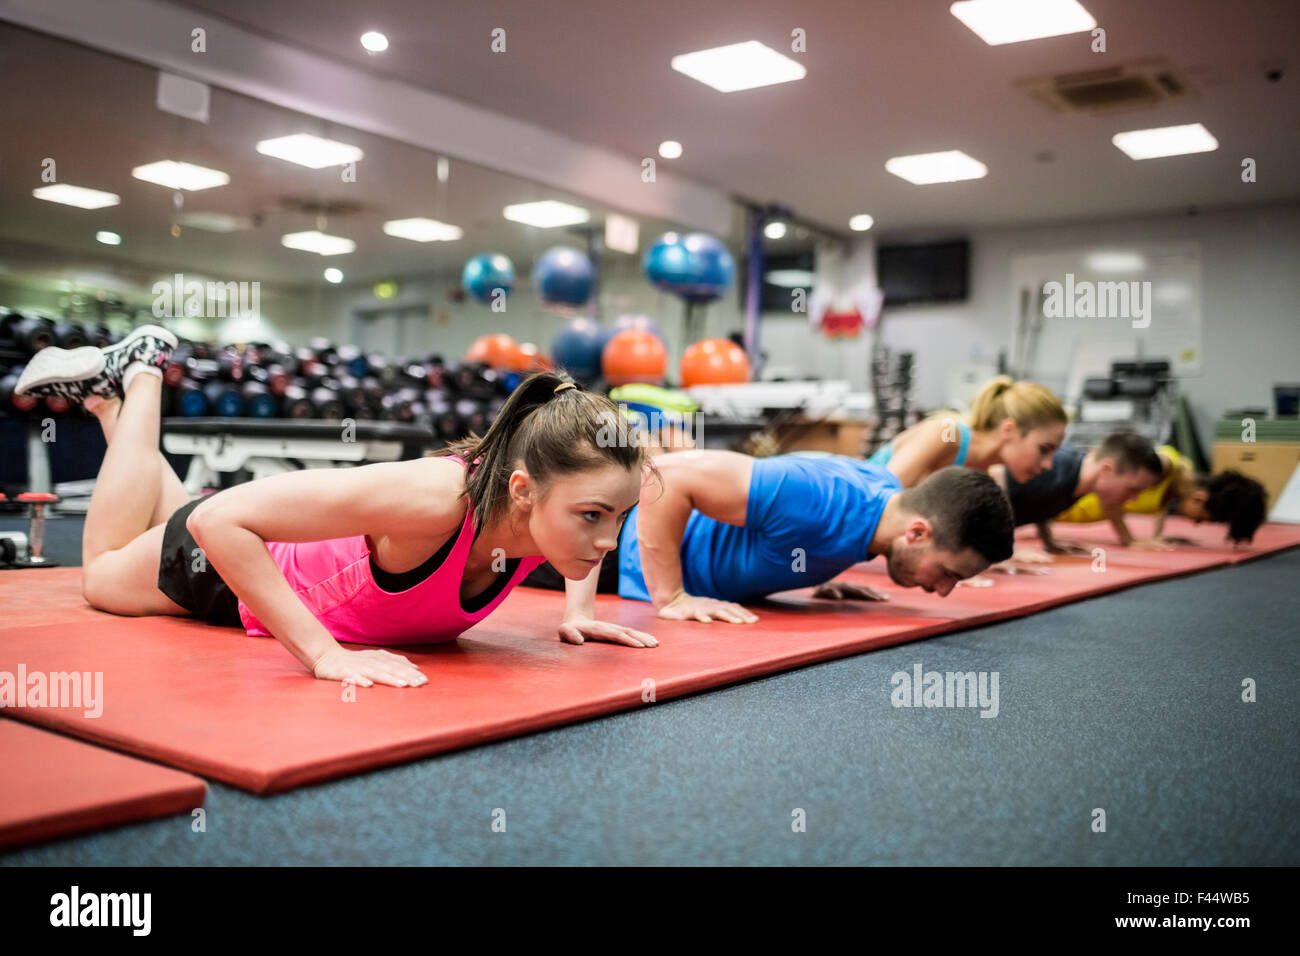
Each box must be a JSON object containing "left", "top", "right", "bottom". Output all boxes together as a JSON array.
[
  {"left": 462, "top": 253, "right": 515, "bottom": 304},
  {"left": 551, "top": 317, "right": 607, "bottom": 381},
  {"left": 613, "top": 313, "right": 663, "bottom": 341},
  {"left": 643, "top": 232, "right": 735, "bottom": 303},
  {"left": 532, "top": 246, "right": 595, "bottom": 306}
]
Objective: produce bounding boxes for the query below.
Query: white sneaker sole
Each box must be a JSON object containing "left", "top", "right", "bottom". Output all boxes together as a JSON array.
[
  {"left": 14, "top": 347, "right": 105, "bottom": 395},
  {"left": 102, "top": 324, "right": 179, "bottom": 366}
]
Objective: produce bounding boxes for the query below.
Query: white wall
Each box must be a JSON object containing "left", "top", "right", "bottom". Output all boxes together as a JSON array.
[{"left": 782, "top": 202, "right": 1300, "bottom": 452}]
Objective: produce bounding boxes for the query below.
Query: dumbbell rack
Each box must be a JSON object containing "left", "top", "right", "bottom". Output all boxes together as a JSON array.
[{"left": 0, "top": 491, "right": 58, "bottom": 568}]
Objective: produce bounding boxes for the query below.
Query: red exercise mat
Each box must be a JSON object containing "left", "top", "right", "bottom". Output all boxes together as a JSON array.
[
  {"left": 0, "top": 516, "right": 1295, "bottom": 796},
  {"left": 0, "top": 718, "right": 206, "bottom": 850}
]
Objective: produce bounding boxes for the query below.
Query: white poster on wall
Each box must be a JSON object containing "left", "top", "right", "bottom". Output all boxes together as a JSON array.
[{"left": 1008, "top": 242, "right": 1202, "bottom": 398}]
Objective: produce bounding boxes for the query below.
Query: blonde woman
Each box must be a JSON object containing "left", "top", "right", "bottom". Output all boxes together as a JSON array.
[{"left": 869, "top": 376, "right": 1069, "bottom": 488}]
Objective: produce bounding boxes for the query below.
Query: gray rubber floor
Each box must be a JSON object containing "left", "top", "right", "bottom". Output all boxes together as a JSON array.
[{"left": 2, "top": 514, "right": 1297, "bottom": 865}]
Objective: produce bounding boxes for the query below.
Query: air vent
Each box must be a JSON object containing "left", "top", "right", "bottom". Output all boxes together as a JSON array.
[
  {"left": 276, "top": 197, "right": 366, "bottom": 217},
  {"left": 1018, "top": 59, "right": 1196, "bottom": 115}
]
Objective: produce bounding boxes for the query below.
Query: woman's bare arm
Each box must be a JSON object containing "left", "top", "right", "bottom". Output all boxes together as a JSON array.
[{"left": 187, "top": 458, "right": 465, "bottom": 679}]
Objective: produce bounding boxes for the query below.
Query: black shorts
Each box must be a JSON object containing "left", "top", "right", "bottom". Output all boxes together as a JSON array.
[
  {"left": 157, "top": 494, "right": 243, "bottom": 627},
  {"left": 521, "top": 522, "right": 624, "bottom": 594}
]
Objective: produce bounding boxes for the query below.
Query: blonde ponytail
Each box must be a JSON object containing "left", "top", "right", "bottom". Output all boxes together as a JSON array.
[{"left": 967, "top": 376, "right": 1067, "bottom": 433}]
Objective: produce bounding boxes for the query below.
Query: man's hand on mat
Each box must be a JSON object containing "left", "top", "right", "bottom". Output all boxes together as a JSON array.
[
  {"left": 312, "top": 647, "right": 428, "bottom": 688},
  {"left": 558, "top": 616, "right": 658, "bottom": 648},
  {"left": 1042, "top": 542, "right": 1091, "bottom": 556},
  {"left": 812, "top": 581, "right": 889, "bottom": 601},
  {"left": 1128, "top": 537, "right": 1175, "bottom": 551},
  {"left": 657, "top": 592, "right": 759, "bottom": 624},
  {"left": 1009, "top": 548, "right": 1054, "bottom": 564}
]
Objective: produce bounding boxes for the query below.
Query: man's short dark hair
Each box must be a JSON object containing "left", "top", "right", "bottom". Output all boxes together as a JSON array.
[
  {"left": 1200, "top": 470, "right": 1268, "bottom": 543},
  {"left": 897, "top": 467, "right": 1014, "bottom": 564},
  {"left": 1096, "top": 430, "right": 1162, "bottom": 475}
]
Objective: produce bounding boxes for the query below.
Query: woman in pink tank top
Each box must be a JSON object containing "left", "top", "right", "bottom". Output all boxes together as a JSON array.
[{"left": 55, "top": 352, "right": 655, "bottom": 689}]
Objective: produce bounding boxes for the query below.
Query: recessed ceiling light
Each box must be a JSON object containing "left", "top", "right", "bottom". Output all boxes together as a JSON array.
[
  {"left": 382, "top": 217, "right": 463, "bottom": 242},
  {"left": 360, "top": 31, "right": 388, "bottom": 53},
  {"left": 950, "top": 0, "right": 1096, "bottom": 46},
  {"left": 323, "top": 268, "right": 344, "bottom": 284},
  {"left": 659, "top": 140, "right": 683, "bottom": 159},
  {"left": 765, "top": 270, "right": 816, "bottom": 288},
  {"left": 175, "top": 212, "right": 253, "bottom": 232},
  {"left": 503, "top": 200, "right": 590, "bottom": 228},
  {"left": 885, "top": 150, "right": 988, "bottom": 184},
  {"left": 764, "top": 222, "right": 787, "bottom": 240},
  {"left": 849, "top": 214, "right": 874, "bottom": 231},
  {"left": 96, "top": 231, "right": 122, "bottom": 245},
  {"left": 670, "top": 40, "right": 806, "bottom": 93},
  {"left": 256, "top": 133, "right": 364, "bottom": 169},
  {"left": 132, "top": 160, "right": 230, "bottom": 191},
  {"left": 32, "top": 184, "right": 120, "bottom": 209},
  {"left": 280, "top": 230, "right": 356, "bottom": 256},
  {"left": 1086, "top": 252, "right": 1147, "bottom": 273},
  {"left": 1111, "top": 123, "right": 1219, "bottom": 160}
]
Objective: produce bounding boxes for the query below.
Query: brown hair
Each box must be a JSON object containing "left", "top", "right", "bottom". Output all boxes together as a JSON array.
[
  {"left": 437, "top": 371, "right": 650, "bottom": 532},
  {"left": 968, "top": 376, "right": 1068, "bottom": 433},
  {"left": 1096, "top": 430, "right": 1162, "bottom": 475},
  {"left": 897, "top": 467, "right": 1014, "bottom": 564}
]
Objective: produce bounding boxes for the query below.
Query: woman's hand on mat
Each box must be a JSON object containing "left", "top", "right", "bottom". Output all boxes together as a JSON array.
[
  {"left": 311, "top": 647, "right": 428, "bottom": 688},
  {"left": 558, "top": 616, "right": 659, "bottom": 648},
  {"left": 812, "top": 581, "right": 890, "bottom": 601},
  {"left": 657, "top": 592, "right": 759, "bottom": 624}
]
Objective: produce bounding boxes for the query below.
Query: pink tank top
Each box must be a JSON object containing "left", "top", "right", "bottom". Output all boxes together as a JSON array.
[{"left": 237, "top": 457, "right": 546, "bottom": 645}]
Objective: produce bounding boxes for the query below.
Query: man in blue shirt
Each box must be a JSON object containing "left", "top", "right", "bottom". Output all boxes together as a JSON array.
[{"left": 619, "top": 450, "right": 1014, "bottom": 624}]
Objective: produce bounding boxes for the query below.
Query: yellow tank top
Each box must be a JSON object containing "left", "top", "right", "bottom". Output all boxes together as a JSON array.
[{"left": 1055, "top": 445, "right": 1186, "bottom": 522}]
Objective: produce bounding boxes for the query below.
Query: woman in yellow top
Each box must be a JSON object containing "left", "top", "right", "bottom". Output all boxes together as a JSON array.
[
  {"left": 1054, "top": 447, "right": 1268, "bottom": 547},
  {"left": 870, "top": 376, "right": 1069, "bottom": 488}
]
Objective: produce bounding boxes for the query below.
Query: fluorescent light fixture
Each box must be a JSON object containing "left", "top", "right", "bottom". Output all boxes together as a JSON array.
[
  {"left": 32, "top": 184, "right": 120, "bottom": 209},
  {"left": 256, "top": 133, "right": 364, "bottom": 169},
  {"left": 670, "top": 40, "right": 806, "bottom": 93},
  {"left": 1086, "top": 251, "right": 1148, "bottom": 273},
  {"left": 503, "top": 200, "right": 590, "bottom": 228},
  {"left": 764, "top": 222, "right": 787, "bottom": 240},
  {"left": 280, "top": 230, "right": 356, "bottom": 256},
  {"left": 176, "top": 212, "right": 252, "bottom": 232},
  {"left": 765, "top": 270, "right": 815, "bottom": 288},
  {"left": 95, "top": 231, "right": 122, "bottom": 245},
  {"left": 132, "top": 160, "right": 230, "bottom": 191},
  {"left": 605, "top": 213, "right": 640, "bottom": 255},
  {"left": 360, "top": 31, "right": 388, "bottom": 53},
  {"left": 659, "top": 140, "right": 683, "bottom": 159},
  {"left": 382, "top": 217, "right": 463, "bottom": 242},
  {"left": 323, "top": 268, "right": 344, "bottom": 284},
  {"left": 950, "top": 0, "right": 1096, "bottom": 46},
  {"left": 1111, "top": 123, "right": 1218, "bottom": 160},
  {"left": 849, "top": 214, "right": 874, "bottom": 231},
  {"left": 885, "top": 150, "right": 988, "bottom": 184}
]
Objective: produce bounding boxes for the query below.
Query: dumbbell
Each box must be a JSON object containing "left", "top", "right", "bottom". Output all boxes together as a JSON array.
[
  {"left": 242, "top": 381, "right": 279, "bottom": 418},
  {"left": 309, "top": 336, "right": 339, "bottom": 367},
  {"left": 7, "top": 492, "right": 59, "bottom": 568},
  {"left": 10, "top": 316, "right": 56, "bottom": 354},
  {"left": 281, "top": 383, "right": 316, "bottom": 419},
  {"left": 163, "top": 345, "right": 194, "bottom": 386},
  {"left": 309, "top": 385, "right": 346, "bottom": 421},
  {"left": 456, "top": 397, "right": 489, "bottom": 435},
  {"left": 216, "top": 347, "right": 245, "bottom": 383},
  {"left": 203, "top": 380, "right": 244, "bottom": 417},
  {"left": 87, "top": 323, "right": 113, "bottom": 348},
  {"left": 335, "top": 345, "right": 370, "bottom": 378},
  {"left": 0, "top": 370, "right": 40, "bottom": 413},
  {"left": 174, "top": 379, "right": 210, "bottom": 416},
  {"left": 245, "top": 362, "right": 291, "bottom": 396},
  {"left": 53, "top": 320, "right": 88, "bottom": 349}
]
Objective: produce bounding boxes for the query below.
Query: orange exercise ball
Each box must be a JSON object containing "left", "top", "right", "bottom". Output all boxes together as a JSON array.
[
  {"left": 514, "top": 342, "right": 554, "bottom": 372},
  {"left": 602, "top": 329, "right": 668, "bottom": 386},
  {"left": 466, "top": 332, "right": 518, "bottom": 368},
  {"left": 679, "top": 338, "right": 751, "bottom": 387}
]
